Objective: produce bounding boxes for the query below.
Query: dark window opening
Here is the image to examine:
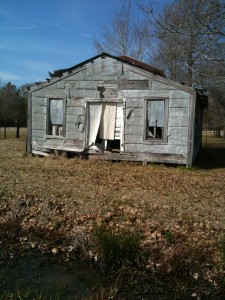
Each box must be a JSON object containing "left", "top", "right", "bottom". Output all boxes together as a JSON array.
[
  {"left": 148, "top": 126, "right": 163, "bottom": 139},
  {"left": 95, "top": 127, "right": 121, "bottom": 152},
  {"left": 146, "top": 99, "right": 165, "bottom": 140}
]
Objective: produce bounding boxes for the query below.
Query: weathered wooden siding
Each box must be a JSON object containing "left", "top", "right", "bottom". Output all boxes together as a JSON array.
[
  {"left": 121, "top": 65, "right": 191, "bottom": 159},
  {"left": 30, "top": 56, "right": 195, "bottom": 164},
  {"left": 31, "top": 95, "right": 46, "bottom": 149}
]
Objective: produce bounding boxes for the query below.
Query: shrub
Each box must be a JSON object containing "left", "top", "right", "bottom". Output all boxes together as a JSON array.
[{"left": 94, "top": 225, "right": 140, "bottom": 266}]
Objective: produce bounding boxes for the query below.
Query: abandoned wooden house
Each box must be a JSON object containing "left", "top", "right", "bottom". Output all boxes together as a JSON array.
[{"left": 27, "top": 53, "right": 207, "bottom": 165}]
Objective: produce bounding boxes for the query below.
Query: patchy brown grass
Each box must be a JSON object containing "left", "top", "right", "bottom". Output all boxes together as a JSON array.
[{"left": 0, "top": 128, "right": 225, "bottom": 298}]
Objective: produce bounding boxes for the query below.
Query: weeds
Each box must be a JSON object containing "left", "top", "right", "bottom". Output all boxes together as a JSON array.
[
  {"left": 221, "top": 235, "right": 225, "bottom": 262},
  {"left": 0, "top": 289, "right": 47, "bottom": 300},
  {"left": 163, "top": 231, "right": 174, "bottom": 243},
  {"left": 94, "top": 225, "right": 140, "bottom": 266}
]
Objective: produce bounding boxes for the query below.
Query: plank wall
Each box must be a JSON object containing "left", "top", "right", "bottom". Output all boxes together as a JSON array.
[{"left": 30, "top": 56, "right": 194, "bottom": 163}]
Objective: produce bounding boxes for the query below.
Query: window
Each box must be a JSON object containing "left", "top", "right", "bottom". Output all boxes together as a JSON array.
[
  {"left": 144, "top": 99, "right": 168, "bottom": 142},
  {"left": 47, "top": 98, "right": 65, "bottom": 136}
]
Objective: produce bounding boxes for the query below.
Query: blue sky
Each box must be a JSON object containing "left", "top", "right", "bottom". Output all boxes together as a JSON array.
[{"left": 0, "top": 0, "right": 167, "bottom": 88}]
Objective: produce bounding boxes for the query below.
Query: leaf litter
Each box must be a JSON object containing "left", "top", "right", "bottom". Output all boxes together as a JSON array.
[{"left": 0, "top": 138, "right": 225, "bottom": 296}]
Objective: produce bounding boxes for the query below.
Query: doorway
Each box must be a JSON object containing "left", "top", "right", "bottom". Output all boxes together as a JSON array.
[{"left": 87, "top": 102, "right": 124, "bottom": 152}]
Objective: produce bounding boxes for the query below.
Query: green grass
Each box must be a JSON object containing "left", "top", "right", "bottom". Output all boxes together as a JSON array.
[
  {"left": 94, "top": 225, "right": 140, "bottom": 266},
  {"left": 202, "top": 132, "right": 225, "bottom": 148}
]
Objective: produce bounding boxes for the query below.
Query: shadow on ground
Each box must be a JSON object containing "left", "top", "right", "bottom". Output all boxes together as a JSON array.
[{"left": 195, "top": 147, "right": 225, "bottom": 169}]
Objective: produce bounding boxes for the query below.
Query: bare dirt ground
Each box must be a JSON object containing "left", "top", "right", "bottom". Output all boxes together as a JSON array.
[{"left": 0, "top": 128, "right": 225, "bottom": 298}]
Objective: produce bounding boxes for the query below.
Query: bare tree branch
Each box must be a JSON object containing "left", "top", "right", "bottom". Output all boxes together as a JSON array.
[{"left": 93, "top": 0, "right": 151, "bottom": 60}]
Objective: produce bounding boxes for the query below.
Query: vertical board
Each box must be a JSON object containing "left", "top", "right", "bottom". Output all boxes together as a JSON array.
[{"left": 115, "top": 103, "right": 123, "bottom": 139}]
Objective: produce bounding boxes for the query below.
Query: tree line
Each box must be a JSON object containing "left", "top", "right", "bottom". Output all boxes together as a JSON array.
[
  {"left": 0, "top": 82, "right": 27, "bottom": 139},
  {"left": 94, "top": 0, "right": 225, "bottom": 133}
]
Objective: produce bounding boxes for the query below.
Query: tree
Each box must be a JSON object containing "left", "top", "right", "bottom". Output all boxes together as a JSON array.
[
  {"left": 203, "top": 86, "right": 225, "bottom": 136},
  {"left": 141, "top": 0, "right": 225, "bottom": 87},
  {"left": 93, "top": 0, "right": 151, "bottom": 60},
  {"left": 0, "top": 82, "right": 27, "bottom": 139},
  {"left": 140, "top": 0, "right": 225, "bottom": 132}
]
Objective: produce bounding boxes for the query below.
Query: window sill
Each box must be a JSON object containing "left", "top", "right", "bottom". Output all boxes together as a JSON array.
[
  {"left": 45, "top": 135, "right": 65, "bottom": 140},
  {"left": 143, "top": 139, "right": 168, "bottom": 145}
]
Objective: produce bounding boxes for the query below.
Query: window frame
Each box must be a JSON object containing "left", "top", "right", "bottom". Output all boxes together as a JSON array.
[
  {"left": 143, "top": 97, "right": 169, "bottom": 144},
  {"left": 46, "top": 97, "right": 66, "bottom": 138}
]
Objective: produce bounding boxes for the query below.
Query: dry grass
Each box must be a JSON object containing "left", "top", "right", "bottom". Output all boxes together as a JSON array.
[{"left": 0, "top": 128, "right": 225, "bottom": 297}]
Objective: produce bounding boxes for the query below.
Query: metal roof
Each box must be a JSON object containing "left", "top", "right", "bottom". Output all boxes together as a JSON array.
[{"left": 118, "top": 55, "right": 165, "bottom": 77}]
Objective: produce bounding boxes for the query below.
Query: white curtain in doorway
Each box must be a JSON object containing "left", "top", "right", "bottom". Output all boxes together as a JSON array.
[
  {"left": 88, "top": 103, "right": 102, "bottom": 146},
  {"left": 99, "top": 104, "right": 116, "bottom": 140}
]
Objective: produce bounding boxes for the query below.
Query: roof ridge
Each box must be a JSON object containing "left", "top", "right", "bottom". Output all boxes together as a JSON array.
[{"left": 48, "top": 52, "right": 165, "bottom": 78}]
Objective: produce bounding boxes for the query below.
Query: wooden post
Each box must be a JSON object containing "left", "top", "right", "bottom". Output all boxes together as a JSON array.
[
  {"left": 15, "top": 119, "right": 20, "bottom": 139},
  {"left": 3, "top": 122, "right": 6, "bottom": 140},
  {"left": 16, "top": 126, "right": 20, "bottom": 139}
]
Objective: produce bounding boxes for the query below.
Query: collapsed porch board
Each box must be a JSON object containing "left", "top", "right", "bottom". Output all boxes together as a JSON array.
[{"left": 88, "top": 152, "right": 186, "bottom": 165}]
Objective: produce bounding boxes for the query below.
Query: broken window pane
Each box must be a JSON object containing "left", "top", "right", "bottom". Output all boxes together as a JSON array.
[
  {"left": 50, "top": 99, "right": 64, "bottom": 125},
  {"left": 49, "top": 99, "right": 64, "bottom": 136},
  {"left": 147, "top": 100, "right": 165, "bottom": 139}
]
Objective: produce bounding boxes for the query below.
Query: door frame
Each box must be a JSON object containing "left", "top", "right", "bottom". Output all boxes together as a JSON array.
[{"left": 85, "top": 98, "right": 125, "bottom": 152}]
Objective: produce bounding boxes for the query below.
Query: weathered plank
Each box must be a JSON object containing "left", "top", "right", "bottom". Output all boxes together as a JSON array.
[
  {"left": 66, "top": 132, "right": 84, "bottom": 140},
  {"left": 65, "top": 80, "right": 77, "bottom": 89},
  {"left": 168, "top": 126, "right": 189, "bottom": 137},
  {"left": 67, "top": 106, "right": 84, "bottom": 116},
  {"left": 32, "top": 121, "right": 46, "bottom": 130},
  {"left": 32, "top": 97, "right": 46, "bottom": 106},
  {"left": 102, "top": 89, "right": 118, "bottom": 98},
  {"left": 70, "top": 89, "right": 99, "bottom": 98},
  {"left": 67, "top": 69, "right": 86, "bottom": 81},
  {"left": 87, "top": 57, "right": 122, "bottom": 77},
  {"left": 66, "top": 114, "right": 84, "bottom": 124},
  {"left": 125, "top": 125, "right": 143, "bottom": 135},
  {"left": 126, "top": 108, "right": 143, "bottom": 118},
  {"left": 89, "top": 151, "right": 187, "bottom": 165},
  {"left": 150, "top": 81, "right": 177, "bottom": 90},
  {"left": 56, "top": 81, "right": 65, "bottom": 89},
  {"left": 168, "top": 117, "right": 189, "bottom": 127},
  {"left": 69, "top": 98, "right": 85, "bottom": 107},
  {"left": 169, "top": 108, "right": 189, "bottom": 118},
  {"left": 32, "top": 105, "right": 46, "bottom": 114},
  {"left": 118, "top": 89, "right": 190, "bottom": 99},
  {"left": 125, "top": 143, "right": 187, "bottom": 155},
  {"left": 168, "top": 135, "right": 188, "bottom": 146},
  {"left": 76, "top": 81, "right": 98, "bottom": 90},
  {"left": 169, "top": 99, "right": 190, "bottom": 108},
  {"left": 124, "top": 134, "right": 143, "bottom": 143},
  {"left": 125, "top": 116, "right": 142, "bottom": 126},
  {"left": 66, "top": 121, "right": 84, "bottom": 133},
  {"left": 32, "top": 149, "right": 50, "bottom": 156},
  {"left": 32, "top": 129, "right": 45, "bottom": 138},
  {"left": 119, "top": 78, "right": 149, "bottom": 90},
  {"left": 97, "top": 80, "right": 119, "bottom": 89},
  {"left": 122, "top": 70, "right": 146, "bottom": 80},
  {"left": 122, "top": 64, "right": 194, "bottom": 95},
  {"left": 43, "top": 138, "right": 84, "bottom": 152},
  {"left": 125, "top": 100, "right": 143, "bottom": 108},
  {"left": 32, "top": 113, "right": 46, "bottom": 123}
]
